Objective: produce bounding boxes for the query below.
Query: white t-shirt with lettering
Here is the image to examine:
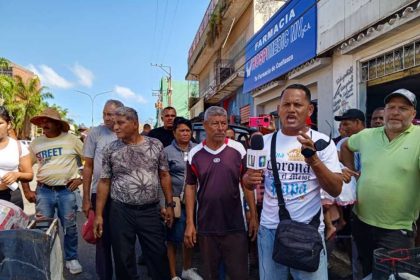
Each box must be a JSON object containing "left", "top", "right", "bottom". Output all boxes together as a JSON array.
[{"left": 260, "top": 130, "right": 341, "bottom": 231}]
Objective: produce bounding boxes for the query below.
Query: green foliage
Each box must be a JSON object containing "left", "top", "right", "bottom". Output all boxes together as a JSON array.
[
  {"left": 0, "top": 75, "right": 53, "bottom": 138},
  {"left": 206, "top": 0, "right": 228, "bottom": 47},
  {"left": 47, "top": 103, "right": 75, "bottom": 124},
  {"left": 0, "top": 57, "right": 10, "bottom": 69}
]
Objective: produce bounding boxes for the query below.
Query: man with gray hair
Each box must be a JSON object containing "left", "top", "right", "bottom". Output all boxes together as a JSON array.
[
  {"left": 184, "top": 106, "right": 257, "bottom": 279},
  {"left": 82, "top": 99, "right": 123, "bottom": 280},
  {"left": 93, "top": 106, "right": 174, "bottom": 279},
  {"left": 341, "top": 89, "right": 419, "bottom": 277}
]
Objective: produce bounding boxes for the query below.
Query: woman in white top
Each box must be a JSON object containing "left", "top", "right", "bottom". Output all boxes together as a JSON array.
[{"left": 0, "top": 106, "right": 33, "bottom": 205}]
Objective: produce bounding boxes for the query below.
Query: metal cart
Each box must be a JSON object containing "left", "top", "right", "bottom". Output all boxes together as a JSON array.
[{"left": 0, "top": 218, "right": 63, "bottom": 280}]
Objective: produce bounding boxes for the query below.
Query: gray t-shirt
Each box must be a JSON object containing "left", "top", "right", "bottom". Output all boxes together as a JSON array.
[
  {"left": 164, "top": 140, "right": 197, "bottom": 196},
  {"left": 83, "top": 125, "right": 117, "bottom": 194},
  {"left": 101, "top": 137, "right": 169, "bottom": 205}
]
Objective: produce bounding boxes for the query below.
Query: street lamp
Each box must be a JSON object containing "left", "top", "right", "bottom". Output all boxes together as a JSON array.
[{"left": 75, "top": 90, "right": 112, "bottom": 127}]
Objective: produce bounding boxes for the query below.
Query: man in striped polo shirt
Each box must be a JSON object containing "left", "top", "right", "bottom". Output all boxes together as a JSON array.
[{"left": 22, "top": 108, "right": 84, "bottom": 275}]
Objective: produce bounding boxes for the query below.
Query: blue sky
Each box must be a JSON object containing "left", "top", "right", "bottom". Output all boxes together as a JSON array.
[{"left": 0, "top": 0, "right": 208, "bottom": 126}]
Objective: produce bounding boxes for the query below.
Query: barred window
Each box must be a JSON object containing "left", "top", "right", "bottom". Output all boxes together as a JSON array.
[{"left": 361, "top": 40, "right": 420, "bottom": 82}]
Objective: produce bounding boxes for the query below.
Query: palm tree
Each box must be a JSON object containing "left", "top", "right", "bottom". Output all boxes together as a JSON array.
[
  {"left": 0, "top": 57, "right": 9, "bottom": 69},
  {"left": 5, "top": 76, "right": 53, "bottom": 139},
  {"left": 0, "top": 75, "right": 14, "bottom": 106},
  {"left": 49, "top": 103, "right": 75, "bottom": 123},
  {"left": 0, "top": 58, "right": 11, "bottom": 106}
]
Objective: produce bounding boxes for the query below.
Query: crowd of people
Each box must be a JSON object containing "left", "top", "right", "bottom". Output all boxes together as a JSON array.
[{"left": 0, "top": 84, "right": 418, "bottom": 280}]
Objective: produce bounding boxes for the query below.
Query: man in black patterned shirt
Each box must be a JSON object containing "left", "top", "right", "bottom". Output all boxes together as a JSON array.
[{"left": 93, "top": 106, "right": 174, "bottom": 280}]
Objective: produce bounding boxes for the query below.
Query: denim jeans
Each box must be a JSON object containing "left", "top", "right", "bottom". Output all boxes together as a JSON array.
[
  {"left": 257, "top": 225, "right": 327, "bottom": 280},
  {"left": 36, "top": 185, "right": 78, "bottom": 261}
]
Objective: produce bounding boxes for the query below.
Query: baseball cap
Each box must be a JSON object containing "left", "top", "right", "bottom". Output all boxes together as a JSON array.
[
  {"left": 384, "top": 89, "right": 417, "bottom": 107},
  {"left": 334, "top": 109, "right": 365, "bottom": 122}
]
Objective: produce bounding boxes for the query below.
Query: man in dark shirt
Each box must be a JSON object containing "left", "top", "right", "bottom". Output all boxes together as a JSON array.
[
  {"left": 148, "top": 106, "right": 177, "bottom": 147},
  {"left": 93, "top": 106, "right": 174, "bottom": 280},
  {"left": 141, "top": 123, "right": 151, "bottom": 135},
  {"left": 184, "top": 106, "right": 257, "bottom": 280}
]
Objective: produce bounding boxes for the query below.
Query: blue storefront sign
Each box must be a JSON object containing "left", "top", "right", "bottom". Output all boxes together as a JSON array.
[{"left": 243, "top": 0, "right": 317, "bottom": 93}]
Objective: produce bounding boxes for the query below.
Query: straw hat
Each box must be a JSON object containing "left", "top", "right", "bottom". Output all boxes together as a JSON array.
[{"left": 30, "top": 108, "right": 70, "bottom": 132}]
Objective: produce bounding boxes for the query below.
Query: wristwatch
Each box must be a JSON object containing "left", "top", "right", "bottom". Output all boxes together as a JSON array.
[
  {"left": 301, "top": 148, "right": 316, "bottom": 158},
  {"left": 165, "top": 201, "right": 176, "bottom": 208}
]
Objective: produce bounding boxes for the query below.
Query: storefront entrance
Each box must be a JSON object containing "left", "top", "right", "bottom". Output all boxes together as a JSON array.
[{"left": 366, "top": 72, "right": 420, "bottom": 123}]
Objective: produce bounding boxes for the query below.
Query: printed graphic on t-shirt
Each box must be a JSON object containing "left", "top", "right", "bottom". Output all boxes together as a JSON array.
[
  {"left": 267, "top": 147, "right": 311, "bottom": 200},
  {"left": 36, "top": 147, "right": 63, "bottom": 165},
  {"left": 260, "top": 130, "right": 341, "bottom": 229}
]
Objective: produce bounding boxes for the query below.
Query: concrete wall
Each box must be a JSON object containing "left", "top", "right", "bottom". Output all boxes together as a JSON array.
[
  {"left": 221, "top": 2, "right": 253, "bottom": 70},
  {"left": 318, "top": 0, "right": 414, "bottom": 53}
]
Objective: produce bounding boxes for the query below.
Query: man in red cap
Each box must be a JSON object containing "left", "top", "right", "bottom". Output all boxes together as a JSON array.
[{"left": 22, "top": 107, "right": 84, "bottom": 275}]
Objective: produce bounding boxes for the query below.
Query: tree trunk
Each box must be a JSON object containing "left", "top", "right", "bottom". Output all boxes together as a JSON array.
[{"left": 21, "top": 114, "right": 32, "bottom": 139}]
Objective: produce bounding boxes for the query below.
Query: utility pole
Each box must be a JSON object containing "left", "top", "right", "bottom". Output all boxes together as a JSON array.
[
  {"left": 152, "top": 89, "right": 163, "bottom": 127},
  {"left": 151, "top": 63, "right": 172, "bottom": 106}
]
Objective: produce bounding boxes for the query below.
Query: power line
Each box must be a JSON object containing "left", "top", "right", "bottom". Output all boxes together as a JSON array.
[
  {"left": 151, "top": 0, "right": 159, "bottom": 60},
  {"left": 156, "top": 0, "right": 169, "bottom": 62},
  {"left": 162, "top": 0, "right": 180, "bottom": 62}
]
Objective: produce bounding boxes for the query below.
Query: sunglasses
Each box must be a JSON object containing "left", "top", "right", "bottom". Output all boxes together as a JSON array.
[{"left": 301, "top": 121, "right": 332, "bottom": 158}]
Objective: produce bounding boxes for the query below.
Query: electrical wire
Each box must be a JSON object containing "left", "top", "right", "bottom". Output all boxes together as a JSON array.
[
  {"left": 156, "top": 0, "right": 169, "bottom": 62},
  {"left": 161, "top": 0, "right": 180, "bottom": 62}
]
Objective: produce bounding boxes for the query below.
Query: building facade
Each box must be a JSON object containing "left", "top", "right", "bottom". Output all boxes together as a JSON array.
[
  {"left": 154, "top": 77, "right": 197, "bottom": 127},
  {"left": 186, "top": 0, "right": 286, "bottom": 125},
  {"left": 188, "top": 0, "right": 420, "bottom": 134},
  {"left": 248, "top": 0, "right": 420, "bottom": 134}
]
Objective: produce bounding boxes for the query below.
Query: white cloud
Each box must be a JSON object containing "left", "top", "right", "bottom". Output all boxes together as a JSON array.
[
  {"left": 71, "top": 63, "right": 94, "bottom": 87},
  {"left": 114, "top": 85, "right": 147, "bottom": 104},
  {"left": 27, "top": 64, "right": 73, "bottom": 89}
]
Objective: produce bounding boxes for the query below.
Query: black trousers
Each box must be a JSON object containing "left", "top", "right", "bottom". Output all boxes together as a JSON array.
[
  {"left": 198, "top": 232, "right": 249, "bottom": 280},
  {"left": 92, "top": 194, "right": 113, "bottom": 280},
  {"left": 109, "top": 200, "right": 170, "bottom": 280},
  {"left": 0, "top": 190, "right": 11, "bottom": 202},
  {"left": 352, "top": 215, "right": 415, "bottom": 277}
]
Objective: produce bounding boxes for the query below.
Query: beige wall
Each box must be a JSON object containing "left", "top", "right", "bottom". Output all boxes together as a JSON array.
[
  {"left": 318, "top": 0, "right": 414, "bottom": 53},
  {"left": 351, "top": 23, "right": 420, "bottom": 62}
]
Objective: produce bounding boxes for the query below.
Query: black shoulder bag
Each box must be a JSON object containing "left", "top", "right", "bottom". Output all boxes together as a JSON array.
[{"left": 270, "top": 132, "right": 324, "bottom": 272}]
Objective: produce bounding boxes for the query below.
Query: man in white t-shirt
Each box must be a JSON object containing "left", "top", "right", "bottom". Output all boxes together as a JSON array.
[{"left": 243, "top": 84, "right": 342, "bottom": 280}]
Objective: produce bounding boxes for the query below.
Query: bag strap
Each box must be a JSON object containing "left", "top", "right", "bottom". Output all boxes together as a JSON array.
[
  {"left": 17, "top": 140, "right": 22, "bottom": 158},
  {"left": 270, "top": 132, "right": 291, "bottom": 221},
  {"left": 270, "top": 132, "right": 321, "bottom": 227}
]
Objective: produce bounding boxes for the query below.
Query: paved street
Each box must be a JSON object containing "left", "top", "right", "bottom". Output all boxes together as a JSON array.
[{"left": 21, "top": 169, "right": 351, "bottom": 279}]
